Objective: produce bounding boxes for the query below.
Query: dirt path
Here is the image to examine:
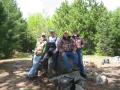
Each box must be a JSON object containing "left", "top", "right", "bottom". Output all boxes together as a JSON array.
[
  {"left": 0, "top": 58, "right": 120, "bottom": 90},
  {"left": 0, "top": 58, "right": 55, "bottom": 90},
  {"left": 86, "top": 63, "right": 120, "bottom": 90}
]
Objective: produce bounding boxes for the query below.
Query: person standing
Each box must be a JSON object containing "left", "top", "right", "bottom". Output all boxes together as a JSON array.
[{"left": 72, "top": 34, "right": 87, "bottom": 79}]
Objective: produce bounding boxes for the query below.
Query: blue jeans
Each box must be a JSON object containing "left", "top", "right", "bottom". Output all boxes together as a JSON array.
[
  {"left": 63, "top": 51, "right": 78, "bottom": 71},
  {"left": 28, "top": 55, "right": 41, "bottom": 77},
  {"left": 76, "top": 48, "right": 85, "bottom": 74}
]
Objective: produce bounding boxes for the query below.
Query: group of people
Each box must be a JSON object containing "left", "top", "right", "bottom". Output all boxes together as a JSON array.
[{"left": 27, "top": 30, "right": 87, "bottom": 79}]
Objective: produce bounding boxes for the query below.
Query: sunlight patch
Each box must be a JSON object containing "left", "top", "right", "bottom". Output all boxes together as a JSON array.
[
  {"left": 0, "top": 72, "right": 9, "bottom": 79},
  {"left": 13, "top": 71, "right": 27, "bottom": 76}
]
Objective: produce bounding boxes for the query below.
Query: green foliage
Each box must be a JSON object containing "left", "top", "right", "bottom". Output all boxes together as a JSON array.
[
  {"left": 26, "top": 14, "right": 48, "bottom": 50},
  {"left": 51, "top": 0, "right": 119, "bottom": 56},
  {"left": 0, "top": 0, "right": 27, "bottom": 58},
  {"left": 95, "top": 12, "right": 114, "bottom": 55},
  {"left": 0, "top": 0, "right": 120, "bottom": 58},
  {"left": 95, "top": 9, "right": 120, "bottom": 56},
  {"left": 27, "top": 14, "right": 48, "bottom": 39},
  {"left": 52, "top": 0, "right": 107, "bottom": 54},
  {"left": 112, "top": 8, "right": 120, "bottom": 55},
  {"left": 52, "top": 1, "right": 71, "bottom": 36}
]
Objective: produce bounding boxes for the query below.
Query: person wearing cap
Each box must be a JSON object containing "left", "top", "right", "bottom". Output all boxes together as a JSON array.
[
  {"left": 48, "top": 29, "right": 57, "bottom": 42},
  {"left": 72, "top": 33, "right": 87, "bottom": 79},
  {"left": 41, "top": 29, "right": 59, "bottom": 73},
  {"left": 58, "top": 31, "right": 78, "bottom": 72},
  {"left": 27, "top": 32, "right": 47, "bottom": 79}
]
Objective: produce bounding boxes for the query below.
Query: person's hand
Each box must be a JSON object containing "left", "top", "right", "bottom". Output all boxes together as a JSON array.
[
  {"left": 61, "top": 52, "right": 65, "bottom": 56},
  {"left": 36, "top": 50, "right": 41, "bottom": 55},
  {"left": 81, "top": 45, "right": 84, "bottom": 48},
  {"left": 41, "top": 59, "right": 45, "bottom": 64},
  {"left": 73, "top": 48, "right": 77, "bottom": 53},
  {"left": 53, "top": 49, "right": 58, "bottom": 54}
]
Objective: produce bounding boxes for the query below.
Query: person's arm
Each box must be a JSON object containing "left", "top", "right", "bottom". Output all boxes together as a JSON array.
[
  {"left": 55, "top": 38, "right": 60, "bottom": 51},
  {"left": 57, "top": 39, "right": 63, "bottom": 52},
  {"left": 72, "top": 39, "right": 77, "bottom": 52},
  {"left": 41, "top": 41, "right": 47, "bottom": 55},
  {"left": 34, "top": 46, "right": 41, "bottom": 55},
  {"left": 35, "top": 40, "right": 46, "bottom": 55}
]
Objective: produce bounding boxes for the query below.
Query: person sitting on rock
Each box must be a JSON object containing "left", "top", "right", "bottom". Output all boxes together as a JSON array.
[
  {"left": 41, "top": 30, "right": 59, "bottom": 73},
  {"left": 58, "top": 31, "right": 78, "bottom": 72},
  {"left": 27, "top": 32, "right": 47, "bottom": 79},
  {"left": 72, "top": 33, "right": 87, "bottom": 79}
]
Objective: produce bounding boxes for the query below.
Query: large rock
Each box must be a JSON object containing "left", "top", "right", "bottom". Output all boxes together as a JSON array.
[
  {"left": 95, "top": 74, "right": 108, "bottom": 85},
  {"left": 49, "top": 71, "right": 86, "bottom": 90},
  {"left": 47, "top": 54, "right": 78, "bottom": 77}
]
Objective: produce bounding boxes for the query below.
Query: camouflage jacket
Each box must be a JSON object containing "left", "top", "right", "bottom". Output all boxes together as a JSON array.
[
  {"left": 34, "top": 38, "right": 47, "bottom": 55},
  {"left": 58, "top": 38, "right": 76, "bottom": 52},
  {"left": 73, "top": 37, "right": 84, "bottom": 49}
]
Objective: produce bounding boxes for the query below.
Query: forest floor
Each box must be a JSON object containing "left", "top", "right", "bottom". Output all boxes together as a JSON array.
[{"left": 0, "top": 55, "right": 120, "bottom": 90}]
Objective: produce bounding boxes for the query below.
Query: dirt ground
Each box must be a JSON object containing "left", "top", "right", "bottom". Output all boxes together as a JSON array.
[
  {"left": 85, "top": 63, "right": 120, "bottom": 90},
  {"left": 0, "top": 57, "right": 120, "bottom": 90}
]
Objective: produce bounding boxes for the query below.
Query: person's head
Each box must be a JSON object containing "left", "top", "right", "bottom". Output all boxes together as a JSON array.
[
  {"left": 41, "top": 32, "right": 46, "bottom": 39},
  {"left": 63, "top": 31, "right": 69, "bottom": 39},
  {"left": 72, "top": 33, "right": 79, "bottom": 39},
  {"left": 49, "top": 29, "right": 56, "bottom": 37}
]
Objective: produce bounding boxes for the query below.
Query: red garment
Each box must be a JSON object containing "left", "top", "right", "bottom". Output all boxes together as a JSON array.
[
  {"left": 58, "top": 38, "right": 76, "bottom": 52},
  {"left": 74, "top": 37, "right": 84, "bottom": 49}
]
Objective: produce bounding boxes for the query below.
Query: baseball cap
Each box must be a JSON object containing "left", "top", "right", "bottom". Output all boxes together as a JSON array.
[{"left": 49, "top": 29, "right": 55, "bottom": 32}]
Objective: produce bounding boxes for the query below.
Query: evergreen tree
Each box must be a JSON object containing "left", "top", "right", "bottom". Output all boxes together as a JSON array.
[{"left": 0, "top": 0, "right": 27, "bottom": 58}]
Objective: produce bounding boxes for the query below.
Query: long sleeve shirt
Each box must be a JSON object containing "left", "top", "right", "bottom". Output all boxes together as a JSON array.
[
  {"left": 58, "top": 38, "right": 76, "bottom": 52},
  {"left": 34, "top": 38, "right": 47, "bottom": 55},
  {"left": 74, "top": 37, "right": 84, "bottom": 49}
]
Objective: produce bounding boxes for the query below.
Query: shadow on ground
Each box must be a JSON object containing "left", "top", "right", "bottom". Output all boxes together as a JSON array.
[
  {"left": 0, "top": 58, "right": 120, "bottom": 90},
  {"left": 0, "top": 59, "right": 55, "bottom": 90},
  {"left": 102, "top": 65, "right": 120, "bottom": 89},
  {"left": 86, "top": 64, "right": 120, "bottom": 90}
]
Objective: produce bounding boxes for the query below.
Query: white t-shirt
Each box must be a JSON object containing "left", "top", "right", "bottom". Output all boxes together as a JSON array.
[
  {"left": 48, "top": 36, "right": 57, "bottom": 43},
  {"left": 48, "top": 36, "right": 60, "bottom": 48}
]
